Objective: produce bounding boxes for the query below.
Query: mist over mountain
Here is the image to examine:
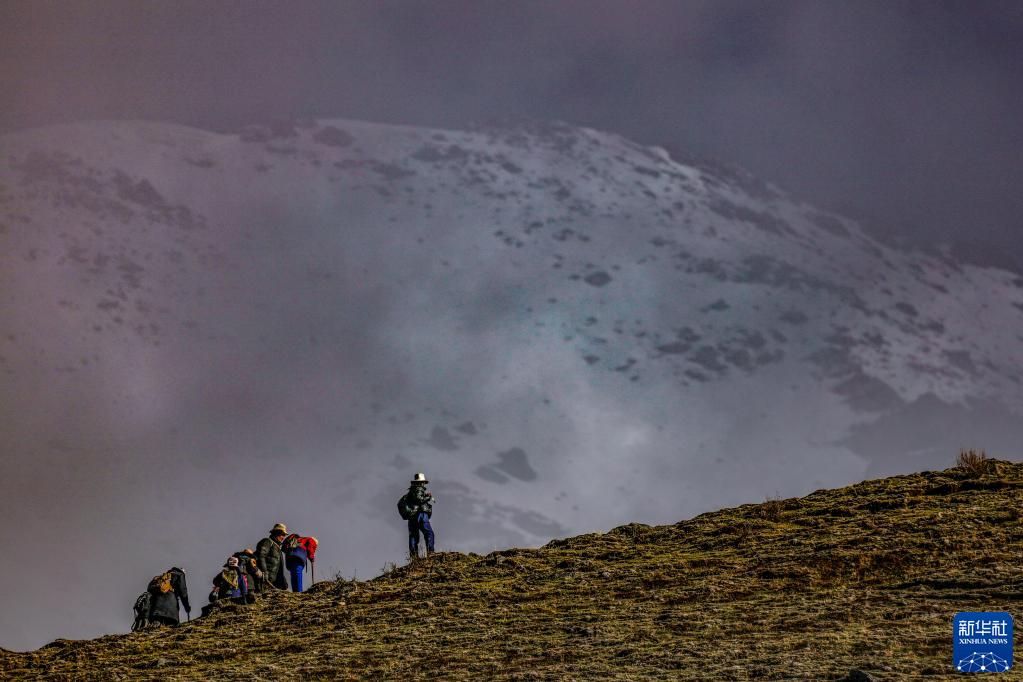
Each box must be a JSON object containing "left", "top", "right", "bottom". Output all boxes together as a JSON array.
[{"left": 2, "top": 118, "right": 1022, "bottom": 650}]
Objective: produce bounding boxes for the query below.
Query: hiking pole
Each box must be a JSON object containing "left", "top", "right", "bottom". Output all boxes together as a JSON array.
[{"left": 311, "top": 561, "right": 315, "bottom": 586}]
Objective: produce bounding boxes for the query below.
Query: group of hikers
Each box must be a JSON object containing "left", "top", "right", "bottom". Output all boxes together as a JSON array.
[{"left": 132, "top": 473, "right": 436, "bottom": 631}]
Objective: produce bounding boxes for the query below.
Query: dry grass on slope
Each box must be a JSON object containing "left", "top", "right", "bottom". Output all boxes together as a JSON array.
[{"left": 4, "top": 459, "right": 1023, "bottom": 680}]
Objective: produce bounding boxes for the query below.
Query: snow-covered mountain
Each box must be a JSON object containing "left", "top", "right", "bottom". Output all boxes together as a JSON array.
[{"left": 2, "top": 118, "right": 1021, "bottom": 648}]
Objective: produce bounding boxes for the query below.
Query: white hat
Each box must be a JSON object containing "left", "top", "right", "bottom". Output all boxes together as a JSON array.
[{"left": 411, "top": 472, "right": 428, "bottom": 484}]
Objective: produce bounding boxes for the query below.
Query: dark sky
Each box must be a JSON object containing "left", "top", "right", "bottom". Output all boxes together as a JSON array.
[{"left": 2, "top": 0, "right": 1022, "bottom": 253}]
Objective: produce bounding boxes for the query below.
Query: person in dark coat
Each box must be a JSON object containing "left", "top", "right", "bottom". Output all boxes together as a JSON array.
[
  {"left": 232, "top": 548, "right": 260, "bottom": 597},
  {"left": 200, "top": 555, "right": 255, "bottom": 617},
  {"left": 403, "top": 472, "right": 435, "bottom": 558},
  {"left": 209, "top": 556, "right": 249, "bottom": 602},
  {"left": 255, "top": 523, "right": 289, "bottom": 591},
  {"left": 147, "top": 567, "right": 190, "bottom": 626}
]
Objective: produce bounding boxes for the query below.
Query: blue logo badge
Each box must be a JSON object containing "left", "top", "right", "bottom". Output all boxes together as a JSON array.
[{"left": 954, "top": 612, "right": 1013, "bottom": 673}]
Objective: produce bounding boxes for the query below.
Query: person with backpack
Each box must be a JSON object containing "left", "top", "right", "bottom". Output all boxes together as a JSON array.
[
  {"left": 131, "top": 592, "right": 152, "bottom": 632},
  {"left": 231, "top": 548, "right": 260, "bottom": 598},
  {"left": 146, "top": 567, "right": 190, "bottom": 626},
  {"left": 281, "top": 534, "right": 318, "bottom": 592},
  {"left": 398, "top": 472, "right": 435, "bottom": 559},
  {"left": 208, "top": 555, "right": 249, "bottom": 603},
  {"left": 255, "top": 523, "right": 289, "bottom": 591}
]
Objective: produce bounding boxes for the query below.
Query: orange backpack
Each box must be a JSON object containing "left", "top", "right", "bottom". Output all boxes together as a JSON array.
[{"left": 149, "top": 571, "right": 174, "bottom": 594}]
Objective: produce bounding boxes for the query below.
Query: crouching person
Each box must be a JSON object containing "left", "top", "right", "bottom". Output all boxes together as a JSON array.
[
  {"left": 232, "top": 548, "right": 260, "bottom": 600},
  {"left": 201, "top": 556, "right": 251, "bottom": 617},
  {"left": 209, "top": 556, "right": 249, "bottom": 603},
  {"left": 282, "top": 534, "right": 318, "bottom": 592}
]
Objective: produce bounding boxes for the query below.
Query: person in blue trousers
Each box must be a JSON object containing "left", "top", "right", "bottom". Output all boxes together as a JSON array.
[
  {"left": 282, "top": 534, "right": 318, "bottom": 593},
  {"left": 403, "top": 472, "right": 436, "bottom": 558}
]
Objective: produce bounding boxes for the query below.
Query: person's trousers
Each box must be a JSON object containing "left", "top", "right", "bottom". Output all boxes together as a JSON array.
[
  {"left": 408, "top": 512, "right": 435, "bottom": 557},
  {"left": 286, "top": 557, "right": 305, "bottom": 592}
]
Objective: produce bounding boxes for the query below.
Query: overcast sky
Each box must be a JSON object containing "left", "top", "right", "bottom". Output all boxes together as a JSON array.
[{"left": 2, "top": 0, "right": 1021, "bottom": 254}]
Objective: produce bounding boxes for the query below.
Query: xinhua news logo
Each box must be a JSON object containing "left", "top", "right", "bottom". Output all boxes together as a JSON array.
[{"left": 953, "top": 612, "right": 1013, "bottom": 673}]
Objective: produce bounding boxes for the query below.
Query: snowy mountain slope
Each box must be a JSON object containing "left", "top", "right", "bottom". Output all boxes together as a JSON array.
[{"left": 1, "top": 117, "right": 1021, "bottom": 648}]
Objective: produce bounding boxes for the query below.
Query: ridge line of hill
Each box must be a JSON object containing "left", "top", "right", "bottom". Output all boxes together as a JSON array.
[{"left": 4, "top": 458, "right": 1021, "bottom": 680}]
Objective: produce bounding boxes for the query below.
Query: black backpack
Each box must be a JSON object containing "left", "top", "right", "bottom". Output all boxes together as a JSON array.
[
  {"left": 131, "top": 591, "right": 152, "bottom": 632},
  {"left": 397, "top": 493, "right": 412, "bottom": 520}
]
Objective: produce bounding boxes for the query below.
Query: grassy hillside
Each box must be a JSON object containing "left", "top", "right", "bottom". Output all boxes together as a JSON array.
[{"left": 4, "top": 457, "right": 1022, "bottom": 680}]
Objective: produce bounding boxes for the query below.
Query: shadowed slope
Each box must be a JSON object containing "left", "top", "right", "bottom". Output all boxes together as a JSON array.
[{"left": 4, "top": 460, "right": 1023, "bottom": 680}]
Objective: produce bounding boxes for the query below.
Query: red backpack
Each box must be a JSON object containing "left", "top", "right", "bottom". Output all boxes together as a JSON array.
[
  {"left": 282, "top": 534, "right": 318, "bottom": 560},
  {"left": 298, "top": 536, "right": 318, "bottom": 561}
]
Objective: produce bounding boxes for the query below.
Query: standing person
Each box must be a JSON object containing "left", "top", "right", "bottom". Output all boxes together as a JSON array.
[
  {"left": 255, "top": 523, "right": 289, "bottom": 591},
  {"left": 282, "top": 534, "right": 318, "bottom": 593},
  {"left": 147, "top": 567, "right": 190, "bottom": 626},
  {"left": 400, "top": 472, "right": 435, "bottom": 559}
]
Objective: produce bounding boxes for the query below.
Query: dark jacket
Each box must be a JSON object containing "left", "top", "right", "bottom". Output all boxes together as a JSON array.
[
  {"left": 232, "top": 550, "right": 260, "bottom": 595},
  {"left": 148, "top": 567, "right": 190, "bottom": 624},
  {"left": 406, "top": 484, "right": 434, "bottom": 517},
  {"left": 255, "top": 537, "right": 288, "bottom": 590},
  {"left": 210, "top": 565, "right": 248, "bottom": 601}
]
